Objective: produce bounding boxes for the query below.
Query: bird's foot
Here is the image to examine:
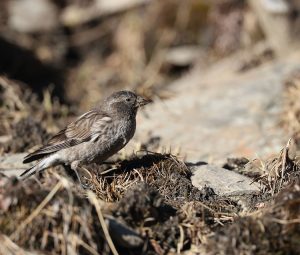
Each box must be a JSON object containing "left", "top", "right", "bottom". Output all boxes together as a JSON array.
[{"left": 71, "top": 162, "right": 91, "bottom": 189}]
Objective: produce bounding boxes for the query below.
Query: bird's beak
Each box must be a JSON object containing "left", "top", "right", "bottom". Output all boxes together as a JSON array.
[{"left": 136, "top": 96, "right": 152, "bottom": 107}]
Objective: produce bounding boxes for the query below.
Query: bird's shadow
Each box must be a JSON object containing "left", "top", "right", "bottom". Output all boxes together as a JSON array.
[
  {"left": 64, "top": 151, "right": 171, "bottom": 180},
  {"left": 116, "top": 152, "right": 171, "bottom": 171}
]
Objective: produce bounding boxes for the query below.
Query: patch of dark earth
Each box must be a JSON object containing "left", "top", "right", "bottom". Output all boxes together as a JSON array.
[{"left": 3, "top": 117, "right": 50, "bottom": 153}]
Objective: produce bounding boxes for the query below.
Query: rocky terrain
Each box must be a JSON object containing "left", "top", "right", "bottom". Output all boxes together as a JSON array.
[{"left": 1, "top": 0, "right": 300, "bottom": 254}]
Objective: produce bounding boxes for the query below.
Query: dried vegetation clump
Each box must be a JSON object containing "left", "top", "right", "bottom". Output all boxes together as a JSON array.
[
  {"left": 0, "top": 175, "right": 110, "bottom": 254},
  {"left": 0, "top": 154, "right": 237, "bottom": 255},
  {"left": 1, "top": 144, "right": 299, "bottom": 254},
  {"left": 205, "top": 179, "right": 300, "bottom": 255},
  {"left": 86, "top": 153, "right": 215, "bottom": 205},
  {"left": 0, "top": 76, "right": 72, "bottom": 156},
  {"left": 4, "top": 117, "right": 49, "bottom": 153},
  {"left": 255, "top": 140, "right": 300, "bottom": 196},
  {"left": 204, "top": 140, "right": 300, "bottom": 255}
]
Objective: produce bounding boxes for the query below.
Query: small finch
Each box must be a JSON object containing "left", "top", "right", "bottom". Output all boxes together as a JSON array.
[{"left": 21, "top": 91, "right": 150, "bottom": 185}]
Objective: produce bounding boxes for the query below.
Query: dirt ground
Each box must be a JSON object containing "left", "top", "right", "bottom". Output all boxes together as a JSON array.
[
  {"left": 1, "top": 140, "right": 300, "bottom": 254},
  {"left": 1, "top": 0, "right": 300, "bottom": 254}
]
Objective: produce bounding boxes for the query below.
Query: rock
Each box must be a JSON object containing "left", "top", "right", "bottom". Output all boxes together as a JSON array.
[
  {"left": 190, "top": 164, "right": 261, "bottom": 196},
  {"left": 0, "top": 153, "right": 31, "bottom": 177},
  {"left": 164, "top": 46, "right": 201, "bottom": 67},
  {"left": 262, "top": 0, "right": 290, "bottom": 14},
  {"left": 105, "top": 216, "right": 144, "bottom": 248},
  {"left": 8, "top": 0, "right": 58, "bottom": 33},
  {"left": 129, "top": 48, "right": 300, "bottom": 162}
]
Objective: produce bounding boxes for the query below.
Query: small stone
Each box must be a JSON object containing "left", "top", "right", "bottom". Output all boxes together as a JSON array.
[
  {"left": 191, "top": 164, "right": 261, "bottom": 196},
  {"left": 106, "top": 216, "right": 144, "bottom": 248},
  {"left": 164, "top": 46, "right": 201, "bottom": 67}
]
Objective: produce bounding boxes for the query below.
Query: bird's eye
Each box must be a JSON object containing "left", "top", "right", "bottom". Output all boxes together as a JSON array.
[{"left": 126, "top": 98, "right": 131, "bottom": 102}]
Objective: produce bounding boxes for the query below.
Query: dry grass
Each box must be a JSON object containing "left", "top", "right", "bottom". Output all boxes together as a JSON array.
[
  {"left": 87, "top": 153, "right": 188, "bottom": 202},
  {"left": 256, "top": 139, "right": 300, "bottom": 196},
  {"left": 0, "top": 152, "right": 239, "bottom": 254},
  {"left": 202, "top": 140, "right": 300, "bottom": 254},
  {"left": 0, "top": 174, "right": 109, "bottom": 254},
  {"left": 205, "top": 179, "right": 300, "bottom": 255},
  {"left": 0, "top": 77, "right": 31, "bottom": 137},
  {"left": 282, "top": 71, "right": 300, "bottom": 147},
  {"left": 0, "top": 144, "right": 299, "bottom": 254},
  {"left": 0, "top": 76, "right": 74, "bottom": 157}
]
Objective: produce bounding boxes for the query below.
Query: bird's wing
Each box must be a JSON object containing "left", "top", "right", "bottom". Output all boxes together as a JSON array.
[{"left": 23, "top": 110, "right": 112, "bottom": 163}]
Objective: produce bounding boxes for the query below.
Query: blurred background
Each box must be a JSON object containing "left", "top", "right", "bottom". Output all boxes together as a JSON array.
[
  {"left": 0, "top": 0, "right": 300, "bottom": 160},
  {"left": 1, "top": 1, "right": 300, "bottom": 254}
]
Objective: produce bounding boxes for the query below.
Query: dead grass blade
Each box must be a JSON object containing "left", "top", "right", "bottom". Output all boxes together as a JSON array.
[
  {"left": 10, "top": 180, "right": 64, "bottom": 240},
  {"left": 87, "top": 191, "right": 119, "bottom": 255}
]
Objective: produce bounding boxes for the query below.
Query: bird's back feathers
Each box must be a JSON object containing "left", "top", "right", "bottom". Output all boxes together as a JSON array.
[{"left": 23, "top": 110, "right": 112, "bottom": 164}]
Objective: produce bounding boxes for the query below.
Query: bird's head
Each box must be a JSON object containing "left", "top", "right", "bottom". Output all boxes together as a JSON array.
[{"left": 104, "top": 90, "right": 151, "bottom": 116}]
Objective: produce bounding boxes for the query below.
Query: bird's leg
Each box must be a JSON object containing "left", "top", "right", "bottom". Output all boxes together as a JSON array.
[
  {"left": 79, "top": 166, "right": 93, "bottom": 185},
  {"left": 71, "top": 161, "right": 90, "bottom": 189},
  {"left": 102, "top": 159, "right": 119, "bottom": 165}
]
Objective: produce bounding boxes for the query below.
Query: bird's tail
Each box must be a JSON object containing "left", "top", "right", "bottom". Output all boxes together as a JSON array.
[
  {"left": 20, "top": 154, "right": 60, "bottom": 180},
  {"left": 20, "top": 165, "right": 38, "bottom": 179}
]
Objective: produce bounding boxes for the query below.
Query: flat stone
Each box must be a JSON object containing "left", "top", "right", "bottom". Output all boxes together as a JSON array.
[
  {"left": 106, "top": 216, "right": 143, "bottom": 248},
  {"left": 0, "top": 153, "right": 31, "bottom": 177},
  {"left": 129, "top": 49, "right": 300, "bottom": 162},
  {"left": 190, "top": 164, "right": 261, "bottom": 196}
]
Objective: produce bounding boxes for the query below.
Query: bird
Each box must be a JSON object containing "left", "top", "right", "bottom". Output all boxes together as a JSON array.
[{"left": 20, "top": 90, "right": 150, "bottom": 185}]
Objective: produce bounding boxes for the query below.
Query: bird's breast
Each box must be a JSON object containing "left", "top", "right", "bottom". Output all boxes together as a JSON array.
[
  {"left": 77, "top": 118, "right": 136, "bottom": 164},
  {"left": 115, "top": 118, "right": 136, "bottom": 145},
  {"left": 94, "top": 118, "right": 136, "bottom": 149}
]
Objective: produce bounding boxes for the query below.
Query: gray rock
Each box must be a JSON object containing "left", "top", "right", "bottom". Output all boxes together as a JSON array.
[
  {"left": 190, "top": 164, "right": 261, "bottom": 196},
  {"left": 105, "top": 216, "right": 144, "bottom": 248},
  {"left": 0, "top": 153, "right": 31, "bottom": 177},
  {"left": 128, "top": 48, "right": 300, "bottom": 162}
]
